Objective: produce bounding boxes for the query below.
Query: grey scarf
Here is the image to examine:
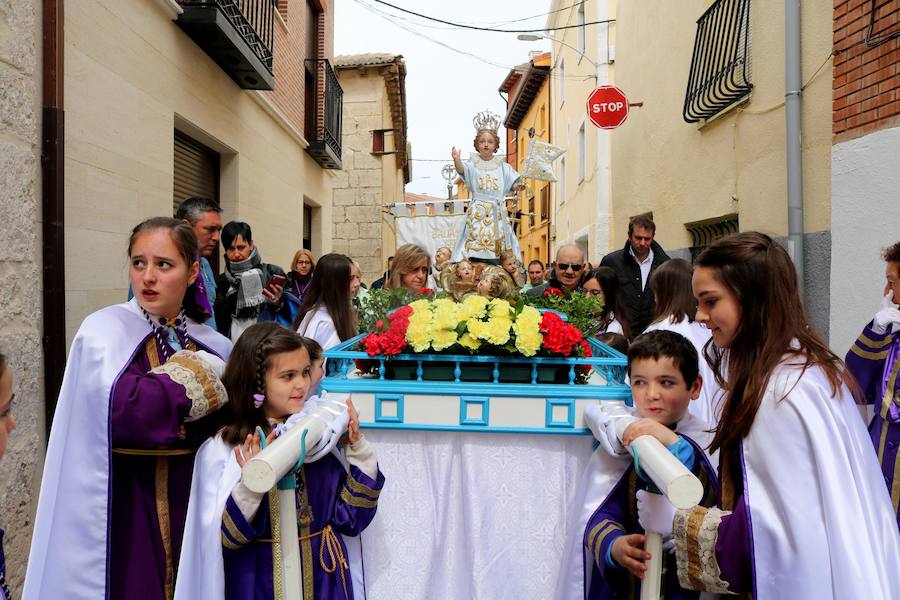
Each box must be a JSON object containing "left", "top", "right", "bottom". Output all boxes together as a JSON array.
[{"left": 224, "top": 246, "right": 267, "bottom": 311}]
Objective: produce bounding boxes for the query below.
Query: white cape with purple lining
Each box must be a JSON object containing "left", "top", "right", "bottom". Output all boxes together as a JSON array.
[
  {"left": 553, "top": 409, "right": 715, "bottom": 600},
  {"left": 23, "top": 300, "right": 231, "bottom": 600},
  {"left": 741, "top": 362, "right": 900, "bottom": 599}
]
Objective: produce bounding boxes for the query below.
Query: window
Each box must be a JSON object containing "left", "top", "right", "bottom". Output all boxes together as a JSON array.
[
  {"left": 685, "top": 214, "right": 739, "bottom": 260},
  {"left": 303, "top": 205, "right": 313, "bottom": 250},
  {"left": 539, "top": 106, "right": 546, "bottom": 133},
  {"left": 577, "top": 3, "right": 586, "bottom": 56},
  {"left": 577, "top": 122, "right": 585, "bottom": 182},
  {"left": 559, "top": 58, "right": 565, "bottom": 105},
  {"left": 173, "top": 129, "right": 220, "bottom": 270},
  {"left": 683, "top": 0, "right": 752, "bottom": 123},
  {"left": 528, "top": 193, "right": 536, "bottom": 229},
  {"left": 540, "top": 186, "right": 549, "bottom": 222},
  {"left": 559, "top": 157, "right": 566, "bottom": 204}
]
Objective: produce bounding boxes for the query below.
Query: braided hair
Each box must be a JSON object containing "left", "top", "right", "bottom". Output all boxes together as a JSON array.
[{"left": 219, "top": 322, "right": 307, "bottom": 445}]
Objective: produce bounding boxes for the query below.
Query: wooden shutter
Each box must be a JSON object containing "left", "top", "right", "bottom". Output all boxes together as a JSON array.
[{"left": 173, "top": 130, "right": 219, "bottom": 214}]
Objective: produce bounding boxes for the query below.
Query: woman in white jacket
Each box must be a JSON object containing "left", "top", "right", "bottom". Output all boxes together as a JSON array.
[{"left": 292, "top": 253, "right": 358, "bottom": 353}]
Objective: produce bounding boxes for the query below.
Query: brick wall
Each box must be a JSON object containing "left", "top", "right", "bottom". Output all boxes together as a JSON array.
[
  {"left": 833, "top": 0, "right": 900, "bottom": 141},
  {"left": 266, "top": 0, "right": 333, "bottom": 136}
]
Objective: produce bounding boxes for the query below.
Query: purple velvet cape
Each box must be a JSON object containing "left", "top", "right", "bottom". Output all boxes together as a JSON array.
[{"left": 221, "top": 453, "right": 384, "bottom": 600}]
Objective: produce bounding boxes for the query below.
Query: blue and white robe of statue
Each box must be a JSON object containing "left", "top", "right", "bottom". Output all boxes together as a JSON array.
[{"left": 451, "top": 153, "right": 522, "bottom": 263}]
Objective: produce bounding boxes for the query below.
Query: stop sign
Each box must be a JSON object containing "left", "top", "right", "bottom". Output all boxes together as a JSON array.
[{"left": 586, "top": 86, "right": 629, "bottom": 129}]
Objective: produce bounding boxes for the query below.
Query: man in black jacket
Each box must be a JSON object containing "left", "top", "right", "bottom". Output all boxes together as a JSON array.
[{"left": 600, "top": 215, "right": 670, "bottom": 335}]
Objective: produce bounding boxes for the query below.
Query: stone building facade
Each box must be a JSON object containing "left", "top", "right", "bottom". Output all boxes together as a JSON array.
[
  {"left": 0, "top": 1, "right": 43, "bottom": 594},
  {"left": 332, "top": 53, "right": 410, "bottom": 283}
]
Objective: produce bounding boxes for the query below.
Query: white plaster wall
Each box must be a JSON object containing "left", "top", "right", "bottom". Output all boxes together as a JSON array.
[{"left": 829, "top": 125, "right": 900, "bottom": 356}]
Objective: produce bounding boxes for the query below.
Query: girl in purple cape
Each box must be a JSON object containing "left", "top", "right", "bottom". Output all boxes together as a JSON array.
[
  {"left": 176, "top": 323, "right": 383, "bottom": 600},
  {"left": 0, "top": 352, "right": 16, "bottom": 600},
  {"left": 636, "top": 232, "right": 900, "bottom": 599},
  {"left": 24, "top": 217, "right": 232, "bottom": 600}
]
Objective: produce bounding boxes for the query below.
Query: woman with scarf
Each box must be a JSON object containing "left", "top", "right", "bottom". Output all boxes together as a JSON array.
[{"left": 214, "top": 221, "right": 290, "bottom": 341}]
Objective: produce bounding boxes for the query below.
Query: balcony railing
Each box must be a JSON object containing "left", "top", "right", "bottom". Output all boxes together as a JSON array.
[
  {"left": 176, "top": 0, "right": 276, "bottom": 90},
  {"left": 305, "top": 59, "right": 343, "bottom": 169}
]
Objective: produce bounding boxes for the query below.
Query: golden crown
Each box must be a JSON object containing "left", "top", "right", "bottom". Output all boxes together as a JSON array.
[{"left": 472, "top": 109, "right": 502, "bottom": 132}]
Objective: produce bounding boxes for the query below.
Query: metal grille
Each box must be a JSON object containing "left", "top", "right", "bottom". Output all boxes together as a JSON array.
[
  {"left": 686, "top": 214, "right": 739, "bottom": 260},
  {"left": 683, "top": 0, "right": 752, "bottom": 123},
  {"left": 179, "top": 0, "right": 276, "bottom": 72},
  {"left": 306, "top": 59, "right": 344, "bottom": 163}
]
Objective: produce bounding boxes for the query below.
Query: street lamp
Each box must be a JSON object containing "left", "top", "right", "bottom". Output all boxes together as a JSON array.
[{"left": 517, "top": 33, "right": 600, "bottom": 69}]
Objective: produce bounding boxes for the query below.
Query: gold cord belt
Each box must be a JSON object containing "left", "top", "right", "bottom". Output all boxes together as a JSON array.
[
  {"left": 258, "top": 525, "right": 350, "bottom": 599},
  {"left": 112, "top": 448, "right": 195, "bottom": 456}
]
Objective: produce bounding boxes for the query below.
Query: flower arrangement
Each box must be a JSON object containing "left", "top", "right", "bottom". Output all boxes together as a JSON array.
[
  {"left": 359, "top": 295, "right": 590, "bottom": 363},
  {"left": 520, "top": 287, "right": 607, "bottom": 338}
]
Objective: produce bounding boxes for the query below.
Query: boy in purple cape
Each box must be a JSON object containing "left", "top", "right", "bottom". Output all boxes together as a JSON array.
[
  {"left": 845, "top": 240, "right": 900, "bottom": 529},
  {"left": 560, "top": 331, "right": 717, "bottom": 600},
  {"left": 24, "top": 218, "right": 232, "bottom": 600}
]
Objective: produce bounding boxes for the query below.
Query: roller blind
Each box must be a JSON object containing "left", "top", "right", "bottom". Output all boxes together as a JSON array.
[{"left": 173, "top": 130, "right": 219, "bottom": 214}]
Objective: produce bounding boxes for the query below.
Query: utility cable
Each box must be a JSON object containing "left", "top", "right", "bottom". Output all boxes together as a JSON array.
[{"left": 372, "top": 0, "right": 615, "bottom": 33}]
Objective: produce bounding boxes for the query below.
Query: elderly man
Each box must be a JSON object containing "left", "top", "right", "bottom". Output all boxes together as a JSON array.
[
  {"left": 845, "top": 241, "right": 900, "bottom": 529},
  {"left": 526, "top": 245, "right": 585, "bottom": 296},
  {"left": 175, "top": 196, "right": 223, "bottom": 328},
  {"left": 600, "top": 215, "right": 670, "bottom": 335}
]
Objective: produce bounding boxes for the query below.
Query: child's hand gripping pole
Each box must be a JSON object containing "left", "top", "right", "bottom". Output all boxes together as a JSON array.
[
  {"left": 241, "top": 400, "right": 346, "bottom": 600},
  {"left": 611, "top": 418, "right": 703, "bottom": 600}
]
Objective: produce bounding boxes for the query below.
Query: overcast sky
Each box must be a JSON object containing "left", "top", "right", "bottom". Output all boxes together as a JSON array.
[{"left": 335, "top": 0, "right": 553, "bottom": 198}]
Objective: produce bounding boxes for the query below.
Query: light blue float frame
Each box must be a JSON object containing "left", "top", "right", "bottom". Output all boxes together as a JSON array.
[{"left": 323, "top": 334, "right": 631, "bottom": 436}]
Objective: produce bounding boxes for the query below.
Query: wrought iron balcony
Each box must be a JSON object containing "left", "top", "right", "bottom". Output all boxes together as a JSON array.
[
  {"left": 176, "top": 0, "right": 276, "bottom": 90},
  {"left": 305, "top": 59, "right": 343, "bottom": 169}
]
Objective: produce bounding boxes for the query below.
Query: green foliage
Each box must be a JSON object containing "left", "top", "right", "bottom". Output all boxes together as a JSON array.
[{"left": 519, "top": 288, "right": 606, "bottom": 337}]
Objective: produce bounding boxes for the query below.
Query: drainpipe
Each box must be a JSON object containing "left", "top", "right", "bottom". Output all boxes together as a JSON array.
[
  {"left": 785, "top": 0, "right": 804, "bottom": 291},
  {"left": 42, "top": 0, "right": 65, "bottom": 435}
]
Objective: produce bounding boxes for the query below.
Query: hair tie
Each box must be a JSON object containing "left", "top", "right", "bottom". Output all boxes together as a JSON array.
[{"left": 253, "top": 393, "right": 265, "bottom": 408}]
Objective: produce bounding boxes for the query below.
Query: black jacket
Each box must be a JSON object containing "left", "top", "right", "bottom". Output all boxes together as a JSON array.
[
  {"left": 214, "top": 263, "right": 287, "bottom": 337},
  {"left": 600, "top": 240, "right": 670, "bottom": 336},
  {"left": 524, "top": 276, "right": 583, "bottom": 297}
]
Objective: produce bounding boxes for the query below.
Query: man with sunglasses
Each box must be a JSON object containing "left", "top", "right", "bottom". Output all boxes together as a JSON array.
[
  {"left": 600, "top": 215, "right": 670, "bottom": 335},
  {"left": 525, "top": 245, "right": 586, "bottom": 296}
]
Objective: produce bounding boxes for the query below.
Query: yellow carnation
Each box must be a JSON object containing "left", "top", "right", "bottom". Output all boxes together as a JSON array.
[
  {"left": 406, "top": 321, "right": 432, "bottom": 353},
  {"left": 431, "top": 299, "right": 459, "bottom": 330},
  {"left": 513, "top": 322, "right": 542, "bottom": 356},
  {"left": 482, "top": 317, "right": 512, "bottom": 345},
  {"left": 431, "top": 328, "right": 458, "bottom": 351},
  {"left": 458, "top": 332, "right": 482, "bottom": 351},
  {"left": 457, "top": 295, "right": 488, "bottom": 321},
  {"left": 408, "top": 299, "right": 431, "bottom": 313},
  {"left": 488, "top": 298, "right": 513, "bottom": 319}
]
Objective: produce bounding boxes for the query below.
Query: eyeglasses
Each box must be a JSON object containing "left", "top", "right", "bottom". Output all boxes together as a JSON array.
[{"left": 557, "top": 263, "right": 584, "bottom": 272}]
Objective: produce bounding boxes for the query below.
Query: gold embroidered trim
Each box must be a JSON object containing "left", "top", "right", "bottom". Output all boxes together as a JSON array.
[
  {"left": 850, "top": 344, "right": 890, "bottom": 361},
  {"left": 675, "top": 506, "right": 733, "bottom": 594},
  {"left": 340, "top": 487, "right": 378, "bottom": 509},
  {"left": 155, "top": 457, "right": 175, "bottom": 600},
  {"left": 222, "top": 531, "right": 240, "bottom": 550},
  {"left": 269, "top": 489, "right": 284, "bottom": 600},
  {"left": 586, "top": 519, "right": 609, "bottom": 565},
  {"left": 146, "top": 338, "right": 161, "bottom": 369},
  {"left": 881, "top": 357, "right": 900, "bottom": 420},
  {"left": 151, "top": 350, "right": 227, "bottom": 421},
  {"left": 878, "top": 421, "right": 890, "bottom": 465},
  {"left": 299, "top": 469, "right": 315, "bottom": 599},
  {"left": 594, "top": 522, "right": 623, "bottom": 566},
  {"left": 720, "top": 448, "right": 735, "bottom": 511},
  {"left": 112, "top": 448, "right": 195, "bottom": 456},
  {"left": 859, "top": 331, "right": 895, "bottom": 349},
  {"left": 222, "top": 509, "right": 251, "bottom": 546},
  {"left": 346, "top": 474, "right": 381, "bottom": 500}
]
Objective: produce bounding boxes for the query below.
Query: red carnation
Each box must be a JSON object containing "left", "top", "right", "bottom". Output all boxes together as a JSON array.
[{"left": 543, "top": 287, "right": 564, "bottom": 298}]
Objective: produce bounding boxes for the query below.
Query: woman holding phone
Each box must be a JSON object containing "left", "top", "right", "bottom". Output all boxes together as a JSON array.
[{"left": 213, "top": 221, "right": 290, "bottom": 341}]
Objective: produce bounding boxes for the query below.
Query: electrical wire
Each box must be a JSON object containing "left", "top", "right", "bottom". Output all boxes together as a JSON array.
[
  {"left": 350, "top": 0, "right": 598, "bottom": 82},
  {"left": 372, "top": 0, "right": 615, "bottom": 33}
]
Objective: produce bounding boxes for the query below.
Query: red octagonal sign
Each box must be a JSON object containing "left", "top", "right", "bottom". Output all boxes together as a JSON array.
[{"left": 586, "top": 86, "right": 629, "bottom": 129}]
